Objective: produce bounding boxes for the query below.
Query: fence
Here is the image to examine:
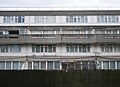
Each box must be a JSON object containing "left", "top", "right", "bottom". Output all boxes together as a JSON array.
[{"left": 0, "top": 70, "right": 120, "bottom": 87}]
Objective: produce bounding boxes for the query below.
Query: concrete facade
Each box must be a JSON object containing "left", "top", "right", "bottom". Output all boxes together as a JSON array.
[{"left": 0, "top": 7, "right": 120, "bottom": 70}]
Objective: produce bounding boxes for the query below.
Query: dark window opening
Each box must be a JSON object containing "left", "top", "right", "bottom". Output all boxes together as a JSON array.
[{"left": 9, "top": 31, "right": 19, "bottom": 35}]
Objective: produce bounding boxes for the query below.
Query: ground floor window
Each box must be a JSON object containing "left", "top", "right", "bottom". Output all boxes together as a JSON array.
[
  {"left": 62, "top": 61, "right": 96, "bottom": 70},
  {"left": 28, "top": 61, "right": 61, "bottom": 70},
  {"left": 0, "top": 61, "right": 25, "bottom": 70},
  {"left": 102, "top": 61, "right": 120, "bottom": 69}
]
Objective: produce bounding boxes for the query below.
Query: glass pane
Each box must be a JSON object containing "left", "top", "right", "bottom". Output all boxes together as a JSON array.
[
  {"left": 33, "top": 61, "right": 39, "bottom": 69},
  {"left": 54, "top": 61, "right": 60, "bottom": 70},
  {"left": 0, "top": 61, "right": 5, "bottom": 69},
  {"left": 82, "top": 61, "right": 88, "bottom": 69},
  {"left": 18, "top": 47, "right": 21, "bottom": 52},
  {"left": 40, "top": 47, "right": 44, "bottom": 52},
  {"left": 32, "top": 46, "right": 35, "bottom": 52},
  {"left": 18, "top": 16, "right": 21, "bottom": 23},
  {"left": 75, "top": 47, "right": 78, "bottom": 52},
  {"left": 36, "top": 45, "right": 40, "bottom": 52},
  {"left": 6, "top": 62, "right": 11, "bottom": 70},
  {"left": 110, "top": 61, "right": 115, "bottom": 69},
  {"left": 117, "top": 61, "right": 120, "bottom": 69},
  {"left": 79, "top": 46, "right": 82, "bottom": 52},
  {"left": 53, "top": 47, "right": 56, "bottom": 52},
  {"left": 20, "top": 62, "right": 24, "bottom": 70},
  {"left": 89, "top": 61, "right": 95, "bottom": 69},
  {"left": 103, "top": 61, "right": 109, "bottom": 69},
  {"left": 70, "top": 45, "right": 74, "bottom": 52},
  {"left": 13, "top": 61, "right": 19, "bottom": 70},
  {"left": 82, "top": 45, "right": 86, "bottom": 52},
  {"left": 41, "top": 61, "right": 46, "bottom": 70},
  {"left": 47, "top": 61, "right": 53, "bottom": 70},
  {"left": 66, "top": 47, "right": 69, "bottom": 52},
  {"left": 48, "top": 45, "right": 52, "bottom": 52},
  {"left": 1, "top": 46, "right": 5, "bottom": 53},
  {"left": 28, "top": 62, "right": 32, "bottom": 70}
]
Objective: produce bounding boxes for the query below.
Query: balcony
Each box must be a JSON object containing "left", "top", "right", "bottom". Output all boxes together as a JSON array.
[
  {"left": 0, "top": 34, "right": 61, "bottom": 44},
  {"left": 0, "top": 34, "right": 120, "bottom": 44},
  {"left": 62, "top": 34, "right": 95, "bottom": 44},
  {"left": 96, "top": 34, "right": 120, "bottom": 43}
]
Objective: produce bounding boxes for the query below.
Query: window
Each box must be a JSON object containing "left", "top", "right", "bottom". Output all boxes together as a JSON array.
[
  {"left": 97, "top": 15, "right": 119, "bottom": 23},
  {"left": 0, "top": 61, "right": 5, "bottom": 69},
  {"left": 73, "top": 16, "right": 77, "bottom": 23},
  {"left": 105, "top": 46, "right": 109, "bottom": 52},
  {"left": 32, "top": 46, "right": 35, "bottom": 52},
  {"left": 41, "top": 61, "right": 46, "bottom": 70},
  {"left": 117, "top": 61, "right": 120, "bottom": 69},
  {"left": 20, "top": 62, "right": 24, "bottom": 69},
  {"left": 13, "top": 61, "right": 19, "bottom": 70},
  {"left": 54, "top": 61, "right": 60, "bottom": 70},
  {"left": 66, "top": 16, "right": 69, "bottom": 23},
  {"left": 108, "top": 16, "right": 111, "bottom": 23},
  {"left": 109, "top": 46, "right": 113, "bottom": 52},
  {"left": 106, "top": 30, "right": 111, "bottom": 34},
  {"left": 78, "top": 16, "right": 81, "bottom": 23},
  {"left": 34, "top": 16, "right": 56, "bottom": 23},
  {"left": 82, "top": 61, "right": 88, "bottom": 69},
  {"left": 10, "top": 45, "right": 21, "bottom": 53},
  {"left": 110, "top": 61, "right": 115, "bottom": 69},
  {"left": 81, "top": 16, "right": 84, "bottom": 23},
  {"left": 28, "top": 62, "right": 32, "bottom": 70},
  {"left": 6, "top": 62, "right": 11, "bottom": 70},
  {"left": 103, "top": 61, "right": 109, "bottom": 69},
  {"left": 0, "top": 61, "right": 25, "bottom": 70},
  {"left": 89, "top": 61, "right": 96, "bottom": 69},
  {"left": 100, "top": 30, "right": 105, "bottom": 34},
  {"left": 36, "top": 45, "right": 40, "bottom": 52},
  {"left": 105, "top": 16, "right": 107, "bottom": 23},
  {"left": 33, "top": 61, "right": 39, "bottom": 69},
  {"left": 1, "top": 46, "right": 8, "bottom": 53},
  {"left": 70, "top": 16, "right": 73, "bottom": 23},
  {"left": 97, "top": 16, "right": 100, "bottom": 23},
  {"left": 113, "top": 31, "right": 117, "bottom": 34},
  {"left": 32, "top": 44, "right": 56, "bottom": 53},
  {"left": 3, "top": 16, "right": 25, "bottom": 23},
  {"left": 116, "top": 16, "right": 119, "bottom": 23},
  {"left": 19, "top": 29, "right": 26, "bottom": 34},
  {"left": 66, "top": 44, "right": 90, "bottom": 53},
  {"left": 112, "top": 16, "right": 115, "bottom": 23},
  {"left": 47, "top": 61, "right": 53, "bottom": 70},
  {"left": 66, "top": 15, "right": 88, "bottom": 23},
  {"left": 100, "top": 16, "right": 104, "bottom": 23},
  {"left": 66, "top": 46, "right": 69, "bottom": 52},
  {"left": 101, "top": 44, "right": 120, "bottom": 53}
]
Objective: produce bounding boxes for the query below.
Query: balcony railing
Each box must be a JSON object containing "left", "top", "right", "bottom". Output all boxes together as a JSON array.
[{"left": 0, "top": 34, "right": 120, "bottom": 44}]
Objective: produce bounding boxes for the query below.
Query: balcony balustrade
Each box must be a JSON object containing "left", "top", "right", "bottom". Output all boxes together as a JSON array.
[{"left": 0, "top": 34, "right": 120, "bottom": 44}]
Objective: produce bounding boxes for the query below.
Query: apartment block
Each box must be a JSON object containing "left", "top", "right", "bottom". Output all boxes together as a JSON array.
[{"left": 0, "top": 7, "right": 120, "bottom": 70}]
